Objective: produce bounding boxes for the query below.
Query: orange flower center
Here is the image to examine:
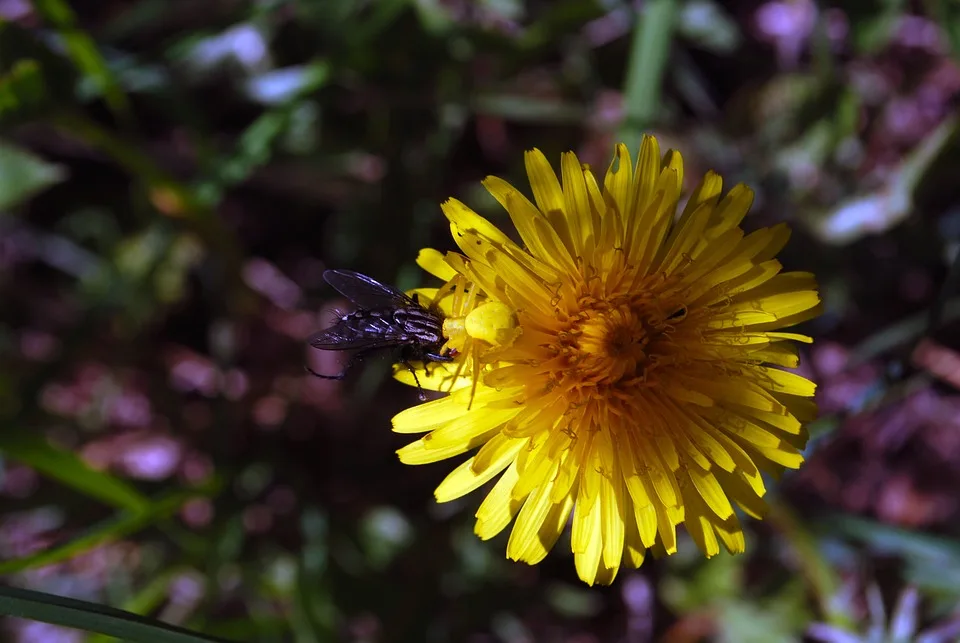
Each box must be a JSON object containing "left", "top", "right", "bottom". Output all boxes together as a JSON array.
[
  {"left": 572, "top": 306, "right": 649, "bottom": 384},
  {"left": 554, "top": 284, "right": 689, "bottom": 389}
]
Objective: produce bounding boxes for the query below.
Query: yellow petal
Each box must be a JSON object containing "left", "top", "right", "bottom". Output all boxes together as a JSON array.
[
  {"left": 422, "top": 406, "right": 518, "bottom": 451},
  {"left": 631, "top": 134, "right": 662, "bottom": 217},
  {"left": 475, "top": 461, "right": 523, "bottom": 539},
  {"left": 634, "top": 432, "right": 680, "bottom": 508},
  {"left": 533, "top": 215, "right": 580, "bottom": 278},
  {"left": 654, "top": 502, "right": 681, "bottom": 555},
  {"left": 572, "top": 493, "right": 603, "bottom": 584},
  {"left": 507, "top": 470, "right": 561, "bottom": 564},
  {"left": 416, "top": 247, "right": 456, "bottom": 281},
  {"left": 687, "top": 466, "right": 734, "bottom": 520},
  {"left": 397, "top": 422, "right": 503, "bottom": 464},
  {"left": 752, "top": 366, "right": 817, "bottom": 397},
  {"left": 524, "top": 148, "right": 565, "bottom": 215},
  {"left": 603, "top": 143, "right": 635, "bottom": 223},
  {"left": 706, "top": 183, "right": 754, "bottom": 234},
  {"left": 561, "top": 151, "right": 590, "bottom": 254},
  {"left": 484, "top": 177, "right": 559, "bottom": 270},
  {"left": 434, "top": 435, "right": 525, "bottom": 502},
  {"left": 599, "top": 472, "right": 626, "bottom": 570},
  {"left": 441, "top": 197, "right": 514, "bottom": 247},
  {"left": 392, "top": 395, "right": 474, "bottom": 434},
  {"left": 715, "top": 516, "right": 746, "bottom": 554},
  {"left": 662, "top": 148, "right": 684, "bottom": 191},
  {"left": 636, "top": 169, "right": 682, "bottom": 271},
  {"left": 519, "top": 492, "right": 574, "bottom": 564},
  {"left": 513, "top": 430, "right": 564, "bottom": 500},
  {"left": 622, "top": 499, "right": 648, "bottom": 568},
  {"left": 683, "top": 170, "right": 723, "bottom": 218}
]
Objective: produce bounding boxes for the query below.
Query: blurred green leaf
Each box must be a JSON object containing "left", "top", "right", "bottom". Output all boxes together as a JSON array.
[
  {"left": 472, "top": 94, "right": 585, "bottom": 123},
  {"left": 620, "top": 0, "right": 678, "bottom": 143},
  {"left": 359, "top": 506, "right": 414, "bottom": 569},
  {"left": 0, "top": 429, "right": 150, "bottom": 511},
  {"left": 492, "top": 613, "right": 534, "bottom": 643},
  {"left": 925, "top": 0, "right": 960, "bottom": 56},
  {"left": 545, "top": 583, "right": 603, "bottom": 618},
  {"left": 97, "top": 0, "right": 169, "bottom": 41},
  {"left": 154, "top": 234, "right": 206, "bottom": 303},
  {"left": 663, "top": 550, "right": 811, "bottom": 643},
  {"left": 0, "top": 22, "right": 79, "bottom": 121},
  {"left": 32, "top": 0, "right": 131, "bottom": 120},
  {"left": 349, "top": 0, "right": 413, "bottom": 42},
  {"left": 213, "top": 514, "right": 247, "bottom": 564},
  {"left": 848, "top": 297, "right": 960, "bottom": 367},
  {"left": 673, "top": 49, "right": 718, "bottom": 118},
  {"left": 412, "top": 0, "right": 456, "bottom": 34},
  {"left": 201, "top": 617, "right": 291, "bottom": 643},
  {"left": 203, "top": 61, "right": 330, "bottom": 202},
  {"left": 295, "top": 508, "right": 336, "bottom": 640},
  {"left": 767, "top": 501, "right": 849, "bottom": 627},
  {"left": 0, "top": 59, "right": 47, "bottom": 123},
  {"left": 47, "top": 112, "right": 244, "bottom": 287},
  {"left": 49, "top": 111, "right": 171, "bottom": 187},
  {"left": 826, "top": 515, "right": 960, "bottom": 599},
  {"left": 0, "top": 489, "right": 199, "bottom": 575},
  {"left": 0, "top": 141, "right": 66, "bottom": 210},
  {"left": 851, "top": 0, "right": 908, "bottom": 54},
  {"left": 294, "top": 561, "right": 336, "bottom": 643},
  {"left": 0, "top": 586, "right": 232, "bottom": 643},
  {"left": 813, "top": 115, "right": 959, "bottom": 244},
  {"left": 520, "top": 0, "right": 603, "bottom": 50},
  {"left": 661, "top": 550, "right": 743, "bottom": 612},
  {"left": 677, "top": 0, "right": 740, "bottom": 54},
  {"left": 243, "top": 61, "right": 330, "bottom": 106},
  {"left": 718, "top": 593, "right": 808, "bottom": 643},
  {"left": 214, "top": 111, "right": 289, "bottom": 188}
]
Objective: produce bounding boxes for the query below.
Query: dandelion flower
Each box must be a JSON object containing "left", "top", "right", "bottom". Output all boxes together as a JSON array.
[{"left": 392, "top": 136, "right": 821, "bottom": 585}]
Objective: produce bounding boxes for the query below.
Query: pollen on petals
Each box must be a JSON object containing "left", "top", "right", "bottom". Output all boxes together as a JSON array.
[{"left": 392, "top": 135, "right": 821, "bottom": 586}]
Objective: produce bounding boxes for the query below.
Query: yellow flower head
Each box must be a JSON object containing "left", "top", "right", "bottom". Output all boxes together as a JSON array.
[{"left": 392, "top": 136, "right": 821, "bottom": 585}]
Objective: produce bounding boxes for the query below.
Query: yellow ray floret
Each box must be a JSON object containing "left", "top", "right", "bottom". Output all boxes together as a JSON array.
[{"left": 391, "top": 135, "right": 821, "bottom": 585}]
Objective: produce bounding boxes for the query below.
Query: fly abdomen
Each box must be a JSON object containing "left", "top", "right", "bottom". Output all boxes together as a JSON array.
[{"left": 392, "top": 311, "right": 443, "bottom": 344}]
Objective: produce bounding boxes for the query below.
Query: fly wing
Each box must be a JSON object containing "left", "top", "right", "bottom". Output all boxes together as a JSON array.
[
  {"left": 323, "top": 269, "right": 414, "bottom": 310},
  {"left": 308, "top": 320, "right": 403, "bottom": 351}
]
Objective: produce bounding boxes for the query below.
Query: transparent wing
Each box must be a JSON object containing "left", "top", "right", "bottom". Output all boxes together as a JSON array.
[
  {"left": 323, "top": 269, "right": 413, "bottom": 310},
  {"left": 308, "top": 321, "right": 403, "bottom": 351}
]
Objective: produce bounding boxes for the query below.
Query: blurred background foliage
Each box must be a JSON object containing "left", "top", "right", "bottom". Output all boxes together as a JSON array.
[{"left": 2, "top": 0, "right": 960, "bottom": 641}]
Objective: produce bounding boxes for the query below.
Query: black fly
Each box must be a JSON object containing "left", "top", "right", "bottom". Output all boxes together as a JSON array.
[{"left": 306, "top": 269, "right": 455, "bottom": 399}]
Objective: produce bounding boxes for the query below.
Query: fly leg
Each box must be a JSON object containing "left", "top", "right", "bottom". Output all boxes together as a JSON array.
[
  {"left": 304, "top": 348, "right": 378, "bottom": 380},
  {"left": 400, "top": 360, "right": 428, "bottom": 401},
  {"left": 419, "top": 347, "right": 459, "bottom": 383}
]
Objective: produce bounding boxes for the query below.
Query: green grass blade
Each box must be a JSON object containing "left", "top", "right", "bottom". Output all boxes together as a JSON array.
[
  {"left": 0, "top": 490, "right": 195, "bottom": 575},
  {"left": 87, "top": 568, "right": 198, "bottom": 643},
  {"left": 0, "top": 585, "right": 233, "bottom": 643},
  {"left": 0, "top": 429, "right": 150, "bottom": 511},
  {"left": 619, "top": 0, "right": 678, "bottom": 145}
]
